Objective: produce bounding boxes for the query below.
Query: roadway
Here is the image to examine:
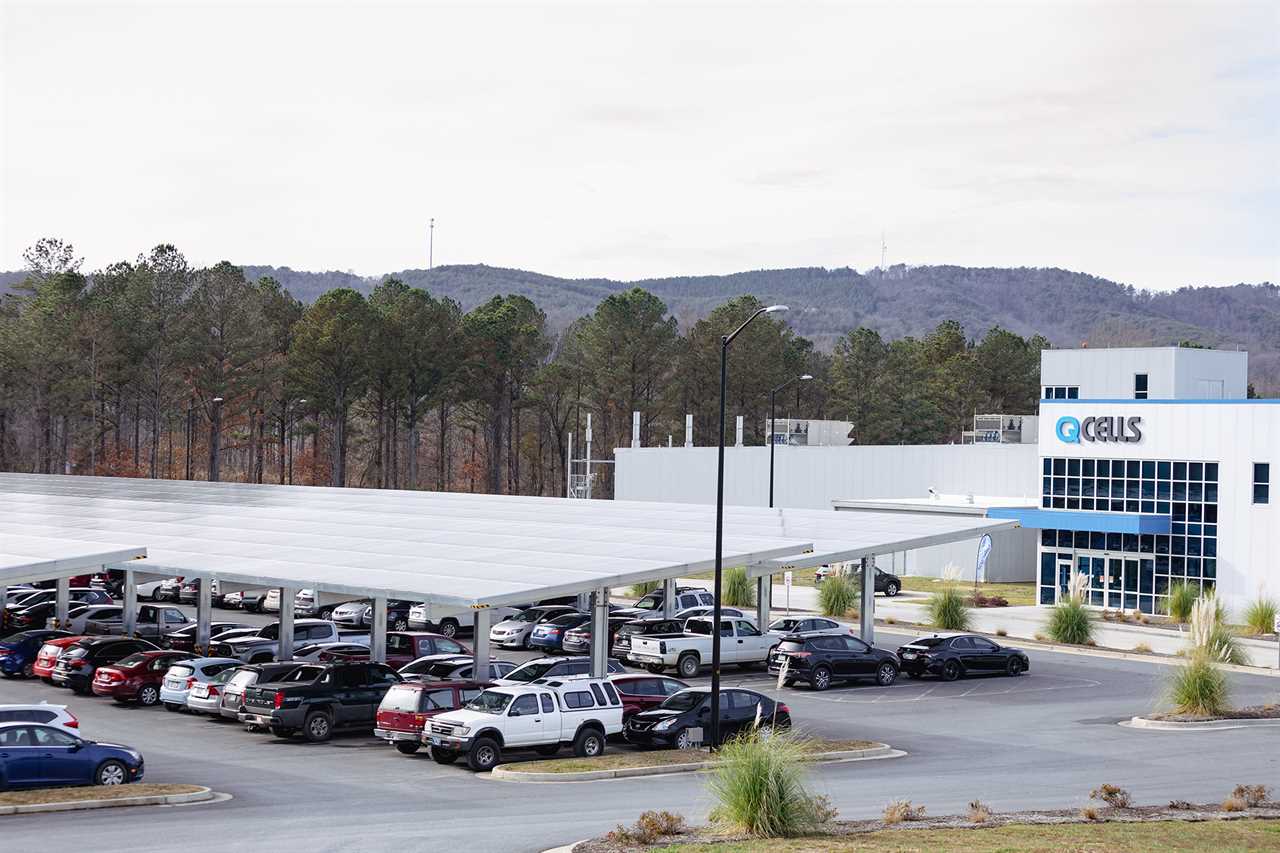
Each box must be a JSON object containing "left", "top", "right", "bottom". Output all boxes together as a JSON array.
[{"left": 1, "top": 611, "right": 1278, "bottom": 853}]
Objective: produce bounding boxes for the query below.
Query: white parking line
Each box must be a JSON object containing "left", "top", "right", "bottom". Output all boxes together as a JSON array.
[{"left": 799, "top": 675, "right": 1103, "bottom": 704}]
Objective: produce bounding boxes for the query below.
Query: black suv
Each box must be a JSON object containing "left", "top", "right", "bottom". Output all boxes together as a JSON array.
[
  {"left": 769, "top": 634, "right": 900, "bottom": 691},
  {"left": 241, "top": 661, "right": 403, "bottom": 742},
  {"left": 50, "top": 637, "right": 158, "bottom": 694},
  {"left": 815, "top": 566, "right": 901, "bottom": 596}
]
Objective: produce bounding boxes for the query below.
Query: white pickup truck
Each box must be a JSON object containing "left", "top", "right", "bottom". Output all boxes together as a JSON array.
[
  {"left": 425, "top": 677, "right": 624, "bottom": 771},
  {"left": 212, "top": 619, "right": 370, "bottom": 664},
  {"left": 628, "top": 616, "right": 776, "bottom": 678}
]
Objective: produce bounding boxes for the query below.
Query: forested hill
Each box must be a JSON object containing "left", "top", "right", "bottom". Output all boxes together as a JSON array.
[{"left": 3, "top": 263, "right": 1277, "bottom": 388}]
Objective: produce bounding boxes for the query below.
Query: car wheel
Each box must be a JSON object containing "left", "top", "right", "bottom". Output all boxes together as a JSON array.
[
  {"left": 70, "top": 681, "right": 91, "bottom": 696},
  {"left": 876, "top": 661, "right": 899, "bottom": 686},
  {"left": 431, "top": 746, "right": 459, "bottom": 765},
  {"left": 467, "top": 737, "right": 501, "bottom": 772},
  {"left": 674, "top": 729, "right": 694, "bottom": 750},
  {"left": 644, "top": 664, "right": 666, "bottom": 675},
  {"left": 572, "top": 728, "right": 604, "bottom": 759},
  {"left": 303, "top": 712, "right": 333, "bottom": 743},
  {"left": 1006, "top": 657, "right": 1025, "bottom": 677},
  {"left": 885, "top": 582, "right": 900, "bottom": 597},
  {"left": 150, "top": 589, "right": 163, "bottom": 602},
  {"left": 0, "top": 670, "right": 14, "bottom": 679},
  {"left": 534, "top": 743, "right": 560, "bottom": 756},
  {"left": 164, "top": 702, "right": 182, "bottom": 712},
  {"left": 95, "top": 760, "right": 128, "bottom": 786},
  {"left": 269, "top": 725, "right": 295, "bottom": 739},
  {"left": 21, "top": 662, "right": 35, "bottom": 679},
  {"left": 677, "top": 653, "right": 700, "bottom": 679},
  {"left": 942, "top": 660, "right": 962, "bottom": 682},
  {"left": 392, "top": 617, "right": 409, "bottom": 632},
  {"left": 137, "top": 685, "right": 160, "bottom": 706},
  {"left": 812, "top": 666, "right": 832, "bottom": 691},
  {"left": 394, "top": 741, "right": 420, "bottom": 755},
  {"left": 439, "top": 619, "right": 459, "bottom": 638},
  {"left": 40, "top": 676, "right": 55, "bottom": 685},
  {"left": 318, "top": 608, "right": 334, "bottom": 621}
]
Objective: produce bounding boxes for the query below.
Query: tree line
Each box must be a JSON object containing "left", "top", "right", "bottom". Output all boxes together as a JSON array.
[{"left": 0, "top": 239, "right": 1048, "bottom": 496}]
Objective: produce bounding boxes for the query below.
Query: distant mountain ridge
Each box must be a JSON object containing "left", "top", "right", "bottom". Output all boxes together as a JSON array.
[{"left": 4, "top": 263, "right": 1277, "bottom": 392}]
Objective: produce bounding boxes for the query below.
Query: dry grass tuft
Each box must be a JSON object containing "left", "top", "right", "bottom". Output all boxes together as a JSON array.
[
  {"left": 882, "top": 800, "right": 926, "bottom": 825},
  {"left": 995, "top": 628, "right": 1007, "bottom": 637},
  {"left": 1090, "top": 784, "right": 1132, "bottom": 809},
  {"left": 1222, "top": 797, "right": 1247, "bottom": 813},
  {"left": 1132, "top": 642, "right": 1153, "bottom": 654},
  {"left": 966, "top": 800, "right": 991, "bottom": 823},
  {"left": 1079, "top": 806, "right": 1099, "bottom": 821},
  {"left": 606, "top": 810, "right": 688, "bottom": 844},
  {"left": 1232, "top": 784, "right": 1271, "bottom": 807}
]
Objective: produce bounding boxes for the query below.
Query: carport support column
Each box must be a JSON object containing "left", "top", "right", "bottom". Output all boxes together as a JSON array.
[
  {"left": 472, "top": 609, "right": 491, "bottom": 678},
  {"left": 278, "top": 586, "right": 296, "bottom": 661},
  {"left": 859, "top": 556, "right": 875, "bottom": 644},
  {"left": 756, "top": 573, "right": 771, "bottom": 627},
  {"left": 370, "top": 595, "right": 387, "bottom": 663},
  {"left": 122, "top": 569, "right": 137, "bottom": 637},
  {"left": 662, "top": 578, "right": 676, "bottom": 618},
  {"left": 196, "top": 576, "right": 213, "bottom": 655},
  {"left": 54, "top": 576, "right": 70, "bottom": 630},
  {"left": 590, "top": 588, "right": 609, "bottom": 678}
]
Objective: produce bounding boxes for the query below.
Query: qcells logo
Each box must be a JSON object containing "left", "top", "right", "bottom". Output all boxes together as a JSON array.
[
  {"left": 1055, "top": 415, "right": 1143, "bottom": 444},
  {"left": 1056, "top": 416, "right": 1081, "bottom": 443}
]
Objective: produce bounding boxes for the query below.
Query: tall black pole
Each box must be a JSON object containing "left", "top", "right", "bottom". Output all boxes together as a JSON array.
[
  {"left": 768, "top": 389, "right": 777, "bottom": 509},
  {"left": 710, "top": 335, "right": 728, "bottom": 748},
  {"left": 184, "top": 406, "right": 193, "bottom": 480}
]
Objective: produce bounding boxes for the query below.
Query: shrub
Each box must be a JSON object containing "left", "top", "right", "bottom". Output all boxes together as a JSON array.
[
  {"left": 1232, "top": 784, "right": 1271, "bottom": 807},
  {"left": 996, "top": 628, "right": 1007, "bottom": 637},
  {"left": 707, "top": 731, "right": 836, "bottom": 837},
  {"left": 1168, "top": 800, "right": 1194, "bottom": 810},
  {"left": 1079, "top": 806, "right": 1099, "bottom": 821},
  {"left": 628, "top": 580, "right": 660, "bottom": 598},
  {"left": 606, "top": 811, "right": 688, "bottom": 844},
  {"left": 882, "top": 800, "right": 926, "bottom": 825},
  {"left": 1132, "top": 643, "right": 1152, "bottom": 654},
  {"left": 1189, "top": 596, "right": 1247, "bottom": 665},
  {"left": 1047, "top": 599, "right": 1093, "bottom": 645},
  {"left": 818, "top": 574, "right": 859, "bottom": 618},
  {"left": 1165, "top": 653, "right": 1230, "bottom": 717},
  {"left": 1034, "top": 633, "right": 1047, "bottom": 642},
  {"left": 722, "top": 567, "right": 755, "bottom": 607},
  {"left": 1222, "top": 796, "right": 1247, "bottom": 812},
  {"left": 966, "top": 800, "right": 991, "bottom": 823},
  {"left": 970, "top": 594, "right": 1009, "bottom": 608},
  {"left": 1167, "top": 582, "right": 1198, "bottom": 622},
  {"left": 927, "top": 587, "right": 971, "bottom": 631},
  {"left": 1243, "top": 597, "right": 1278, "bottom": 636},
  {"left": 1090, "top": 784, "right": 1132, "bottom": 809}
]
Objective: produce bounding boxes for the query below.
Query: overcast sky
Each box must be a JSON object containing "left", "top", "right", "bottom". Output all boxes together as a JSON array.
[{"left": 2, "top": 1, "right": 1276, "bottom": 289}]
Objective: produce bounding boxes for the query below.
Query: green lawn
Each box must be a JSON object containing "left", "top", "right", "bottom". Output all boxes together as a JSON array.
[{"left": 652, "top": 818, "right": 1280, "bottom": 852}]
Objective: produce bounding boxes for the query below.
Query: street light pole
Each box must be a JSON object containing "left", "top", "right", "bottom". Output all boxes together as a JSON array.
[
  {"left": 710, "top": 304, "right": 788, "bottom": 749},
  {"left": 768, "top": 374, "right": 813, "bottom": 509}
]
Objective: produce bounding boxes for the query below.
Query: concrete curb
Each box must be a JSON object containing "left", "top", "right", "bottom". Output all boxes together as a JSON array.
[
  {"left": 0, "top": 786, "right": 214, "bottom": 815},
  {"left": 492, "top": 743, "right": 901, "bottom": 783},
  {"left": 1122, "top": 715, "right": 1280, "bottom": 732}
]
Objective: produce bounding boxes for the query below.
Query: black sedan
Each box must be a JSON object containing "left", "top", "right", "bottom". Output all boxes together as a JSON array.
[
  {"left": 624, "top": 687, "right": 790, "bottom": 749},
  {"left": 768, "top": 634, "right": 899, "bottom": 691},
  {"left": 897, "top": 634, "right": 1030, "bottom": 681}
]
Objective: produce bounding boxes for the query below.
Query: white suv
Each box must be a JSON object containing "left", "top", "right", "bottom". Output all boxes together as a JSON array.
[{"left": 425, "top": 676, "right": 624, "bottom": 771}]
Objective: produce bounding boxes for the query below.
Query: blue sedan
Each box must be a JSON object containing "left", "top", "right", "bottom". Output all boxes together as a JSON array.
[
  {"left": 0, "top": 630, "right": 71, "bottom": 679},
  {"left": 526, "top": 613, "right": 591, "bottom": 653},
  {"left": 0, "top": 723, "right": 144, "bottom": 789}
]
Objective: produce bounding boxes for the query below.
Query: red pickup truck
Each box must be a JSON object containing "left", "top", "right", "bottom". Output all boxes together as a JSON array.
[{"left": 375, "top": 680, "right": 490, "bottom": 755}]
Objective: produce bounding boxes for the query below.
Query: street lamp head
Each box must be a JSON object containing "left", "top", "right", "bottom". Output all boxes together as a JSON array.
[
  {"left": 212, "top": 397, "right": 224, "bottom": 403},
  {"left": 800, "top": 374, "right": 814, "bottom": 381},
  {"left": 764, "top": 304, "right": 789, "bottom": 314}
]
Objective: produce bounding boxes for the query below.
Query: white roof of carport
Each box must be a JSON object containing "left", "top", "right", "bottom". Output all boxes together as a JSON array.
[
  {"left": 0, "top": 474, "right": 814, "bottom": 618},
  {"left": 0, "top": 533, "right": 147, "bottom": 586}
]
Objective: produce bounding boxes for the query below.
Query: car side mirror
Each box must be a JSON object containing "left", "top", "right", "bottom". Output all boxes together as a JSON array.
[
  {"left": 70, "top": 740, "right": 83, "bottom": 752},
  {"left": 698, "top": 707, "right": 710, "bottom": 717}
]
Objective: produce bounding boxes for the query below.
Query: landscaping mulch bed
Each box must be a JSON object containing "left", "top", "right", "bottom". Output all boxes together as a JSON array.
[
  {"left": 574, "top": 802, "right": 1280, "bottom": 852},
  {"left": 1146, "top": 704, "right": 1280, "bottom": 722},
  {"left": 0, "top": 783, "right": 203, "bottom": 806}
]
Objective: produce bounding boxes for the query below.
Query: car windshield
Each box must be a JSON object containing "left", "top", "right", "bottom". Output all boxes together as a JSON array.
[
  {"left": 617, "top": 623, "right": 645, "bottom": 636},
  {"left": 633, "top": 595, "right": 660, "bottom": 611},
  {"left": 511, "top": 610, "right": 540, "bottom": 623},
  {"left": 503, "top": 661, "right": 556, "bottom": 682},
  {"left": 115, "top": 653, "right": 150, "bottom": 668},
  {"left": 548, "top": 614, "right": 582, "bottom": 627},
  {"left": 227, "top": 670, "right": 256, "bottom": 688},
  {"left": 63, "top": 646, "right": 89, "bottom": 659},
  {"left": 909, "top": 637, "right": 948, "bottom": 648},
  {"left": 770, "top": 619, "right": 801, "bottom": 632},
  {"left": 168, "top": 664, "right": 194, "bottom": 678},
  {"left": 464, "top": 690, "right": 513, "bottom": 714},
  {"left": 257, "top": 624, "right": 279, "bottom": 639},
  {"left": 660, "top": 691, "right": 707, "bottom": 712}
]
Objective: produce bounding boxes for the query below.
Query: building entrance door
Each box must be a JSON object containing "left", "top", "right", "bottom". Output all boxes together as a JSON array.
[{"left": 1106, "top": 558, "right": 1126, "bottom": 609}]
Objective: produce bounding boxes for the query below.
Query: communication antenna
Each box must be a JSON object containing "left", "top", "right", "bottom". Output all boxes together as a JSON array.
[
  {"left": 880, "top": 230, "right": 887, "bottom": 271},
  {"left": 429, "top": 218, "right": 435, "bottom": 270}
]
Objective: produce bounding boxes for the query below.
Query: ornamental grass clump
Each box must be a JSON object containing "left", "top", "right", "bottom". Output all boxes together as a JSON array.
[
  {"left": 927, "top": 565, "right": 971, "bottom": 631},
  {"left": 628, "top": 580, "right": 660, "bottom": 598},
  {"left": 1188, "top": 595, "right": 1246, "bottom": 665},
  {"left": 707, "top": 731, "right": 836, "bottom": 838},
  {"left": 818, "top": 573, "right": 859, "bottom": 618},
  {"left": 722, "top": 567, "right": 755, "bottom": 607},
  {"left": 1243, "top": 596, "right": 1278, "bottom": 636},
  {"left": 1165, "top": 653, "right": 1231, "bottom": 717},
  {"left": 1046, "top": 571, "right": 1093, "bottom": 645},
  {"left": 1167, "top": 581, "right": 1198, "bottom": 623}
]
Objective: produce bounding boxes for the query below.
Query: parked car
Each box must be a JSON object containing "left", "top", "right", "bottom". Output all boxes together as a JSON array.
[
  {"left": 0, "top": 630, "right": 72, "bottom": 678},
  {"left": 201, "top": 627, "right": 260, "bottom": 645},
  {"left": 375, "top": 680, "right": 491, "bottom": 754},
  {"left": 398, "top": 654, "right": 517, "bottom": 682},
  {"left": 132, "top": 577, "right": 180, "bottom": 602},
  {"left": 91, "top": 649, "right": 195, "bottom": 706},
  {"left": 624, "top": 687, "right": 790, "bottom": 749},
  {"left": 212, "top": 619, "right": 369, "bottom": 663},
  {"left": 671, "top": 606, "right": 753, "bottom": 623},
  {"left": 766, "top": 616, "right": 852, "bottom": 639},
  {"left": 293, "top": 589, "right": 332, "bottom": 619},
  {"left": 496, "top": 656, "right": 626, "bottom": 685},
  {"left": 233, "top": 590, "right": 273, "bottom": 613},
  {"left": 426, "top": 676, "right": 624, "bottom": 771},
  {"left": 291, "top": 642, "right": 372, "bottom": 663},
  {"left": 768, "top": 634, "right": 900, "bottom": 690},
  {"left": 262, "top": 588, "right": 282, "bottom": 613},
  {"left": 488, "top": 605, "right": 579, "bottom": 649},
  {"left": 3, "top": 586, "right": 39, "bottom": 605},
  {"left": 32, "top": 636, "right": 87, "bottom": 683},
  {"left": 628, "top": 616, "right": 774, "bottom": 678},
  {"left": 159, "top": 657, "right": 242, "bottom": 711},
  {"left": 815, "top": 565, "right": 901, "bottom": 596},
  {"left": 64, "top": 604, "right": 124, "bottom": 634},
  {"left": 52, "top": 637, "right": 158, "bottom": 694},
  {"left": 217, "top": 662, "right": 302, "bottom": 723},
  {"left": 527, "top": 612, "right": 593, "bottom": 653},
  {"left": 186, "top": 667, "right": 238, "bottom": 714},
  {"left": 613, "top": 586, "right": 714, "bottom": 620},
  {"left": 612, "top": 618, "right": 686, "bottom": 661},
  {"left": 562, "top": 616, "right": 633, "bottom": 656},
  {"left": 607, "top": 673, "right": 689, "bottom": 722},
  {"left": 162, "top": 622, "right": 255, "bottom": 652},
  {"left": 178, "top": 579, "right": 225, "bottom": 606},
  {"left": 329, "top": 599, "right": 372, "bottom": 627},
  {"left": 897, "top": 634, "right": 1030, "bottom": 680},
  {"left": 89, "top": 570, "right": 124, "bottom": 597},
  {"left": 240, "top": 661, "right": 403, "bottom": 742},
  {"left": 5, "top": 601, "right": 87, "bottom": 633},
  {"left": 4, "top": 587, "right": 113, "bottom": 614},
  {"left": 156, "top": 578, "right": 184, "bottom": 602},
  {"left": 385, "top": 632, "right": 470, "bottom": 668},
  {"left": 331, "top": 599, "right": 422, "bottom": 632},
  {"left": 0, "top": 722, "right": 144, "bottom": 787},
  {"left": 84, "top": 604, "right": 192, "bottom": 641},
  {"left": 221, "top": 591, "right": 243, "bottom": 609},
  {"left": 0, "top": 703, "right": 80, "bottom": 733},
  {"left": 408, "top": 605, "right": 520, "bottom": 638}
]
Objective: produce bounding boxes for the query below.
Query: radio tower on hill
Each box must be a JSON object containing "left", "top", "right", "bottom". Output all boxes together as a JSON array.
[{"left": 429, "top": 218, "right": 435, "bottom": 271}]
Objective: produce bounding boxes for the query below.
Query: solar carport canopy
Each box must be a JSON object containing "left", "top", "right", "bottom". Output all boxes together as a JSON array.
[
  {"left": 0, "top": 474, "right": 818, "bottom": 615},
  {"left": 0, "top": 533, "right": 146, "bottom": 586}
]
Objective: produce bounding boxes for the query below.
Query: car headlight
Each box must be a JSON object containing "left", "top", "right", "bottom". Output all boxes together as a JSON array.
[
  {"left": 653, "top": 719, "right": 675, "bottom": 731},
  {"left": 454, "top": 726, "right": 470, "bottom": 735}
]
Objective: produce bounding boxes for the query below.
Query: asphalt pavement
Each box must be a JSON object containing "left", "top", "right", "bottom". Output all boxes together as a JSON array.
[{"left": 2, "top": 607, "right": 1278, "bottom": 853}]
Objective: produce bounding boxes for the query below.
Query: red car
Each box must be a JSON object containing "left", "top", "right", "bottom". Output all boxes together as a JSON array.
[
  {"left": 32, "top": 636, "right": 87, "bottom": 683},
  {"left": 375, "top": 680, "right": 489, "bottom": 755},
  {"left": 92, "top": 649, "right": 195, "bottom": 706},
  {"left": 385, "top": 632, "right": 471, "bottom": 669},
  {"left": 608, "top": 673, "right": 690, "bottom": 722}
]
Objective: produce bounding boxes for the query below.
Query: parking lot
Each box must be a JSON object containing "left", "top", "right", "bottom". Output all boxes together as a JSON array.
[{"left": 3, "top": 599, "right": 1278, "bottom": 853}]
